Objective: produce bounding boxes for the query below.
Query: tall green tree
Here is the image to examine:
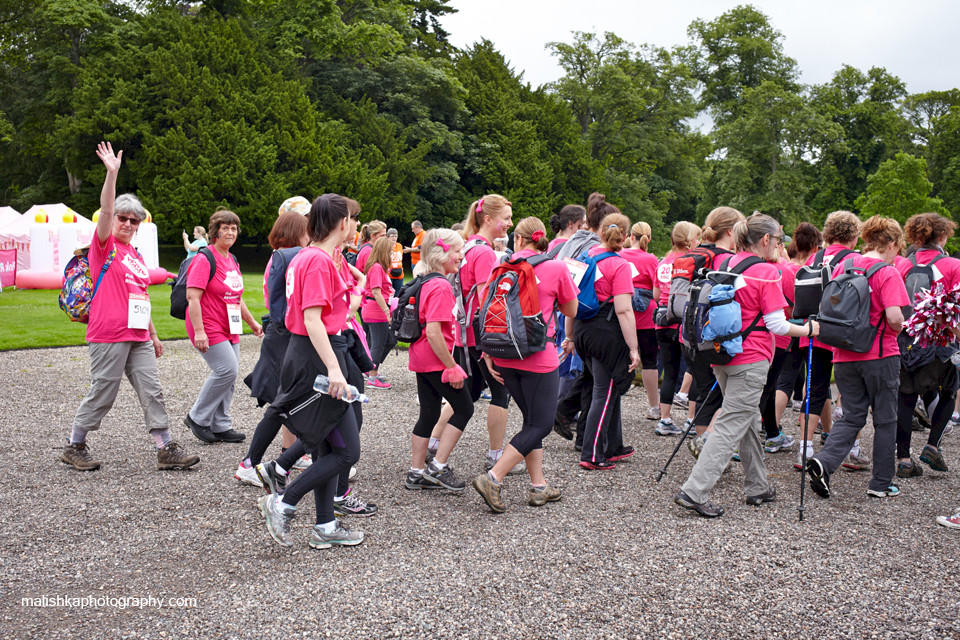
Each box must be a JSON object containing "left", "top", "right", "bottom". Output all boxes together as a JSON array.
[{"left": 854, "top": 152, "right": 948, "bottom": 223}]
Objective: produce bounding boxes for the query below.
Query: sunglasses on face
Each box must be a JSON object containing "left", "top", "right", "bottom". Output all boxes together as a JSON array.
[
  {"left": 115, "top": 214, "right": 141, "bottom": 226},
  {"left": 349, "top": 213, "right": 360, "bottom": 221}
]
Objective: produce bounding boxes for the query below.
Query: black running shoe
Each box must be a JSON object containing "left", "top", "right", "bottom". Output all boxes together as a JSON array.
[
  {"left": 806, "top": 458, "right": 830, "bottom": 498},
  {"left": 255, "top": 461, "right": 288, "bottom": 496}
]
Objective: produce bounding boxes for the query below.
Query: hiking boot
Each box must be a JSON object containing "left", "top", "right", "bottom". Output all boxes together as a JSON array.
[
  {"left": 579, "top": 459, "right": 616, "bottom": 470},
  {"left": 866, "top": 484, "right": 901, "bottom": 498},
  {"left": 157, "top": 442, "right": 199, "bottom": 470},
  {"left": 212, "top": 429, "right": 245, "bottom": 443},
  {"left": 235, "top": 461, "right": 263, "bottom": 486},
  {"left": 608, "top": 446, "right": 635, "bottom": 462},
  {"left": 553, "top": 413, "right": 574, "bottom": 441},
  {"left": 745, "top": 486, "right": 776, "bottom": 506},
  {"left": 688, "top": 434, "right": 705, "bottom": 459},
  {"left": 333, "top": 490, "right": 378, "bottom": 517},
  {"left": 405, "top": 470, "right": 443, "bottom": 490},
  {"left": 424, "top": 460, "right": 466, "bottom": 491},
  {"left": 674, "top": 490, "right": 724, "bottom": 518},
  {"left": 806, "top": 458, "right": 831, "bottom": 498},
  {"left": 841, "top": 452, "right": 871, "bottom": 471},
  {"left": 184, "top": 414, "right": 216, "bottom": 444},
  {"left": 61, "top": 442, "right": 101, "bottom": 471},
  {"left": 936, "top": 512, "right": 960, "bottom": 529},
  {"left": 646, "top": 406, "right": 661, "bottom": 420},
  {"left": 255, "top": 461, "right": 288, "bottom": 496},
  {"left": 919, "top": 444, "right": 948, "bottom": 472},
  {"left": 655, "top": 419, "right": 682, "bottom": 436},
  {"left": 309, "top": 522, "right": 364, "bottom": 549},
  {"left": 763, "top": 433, "right": 796, "bottom": 453},
  {"left": 528, "top": 485, "right": 562, "bottom": 507},
  {"left": 896, "top": 458, "right": 923, "bottom": 478},
  {"left": 258, "top": 495, "right": 294, "bottom": 547},
  {"left": 472, "top": 473, "right": 506, "bottom": 513}
]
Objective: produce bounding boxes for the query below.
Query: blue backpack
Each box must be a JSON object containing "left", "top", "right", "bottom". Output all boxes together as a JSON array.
[{"left": 574, "top": 250, "right": 620, "bottom": 320}]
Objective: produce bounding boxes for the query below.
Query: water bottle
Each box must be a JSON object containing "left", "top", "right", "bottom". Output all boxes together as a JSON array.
[
  {"left": 313, "top": 374, "right": 370, "bottom": 404},
  {"left": 951, "top": 350, "right": 960, "bottom": 366}
]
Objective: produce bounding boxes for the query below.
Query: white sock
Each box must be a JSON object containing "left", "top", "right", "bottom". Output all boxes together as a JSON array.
[
  {"left": 278, "top": 497, "right": 296, "bottom": 512},
  {"left": 317, "top": 520, "right": 337, "bottom": 534},
  {"left": 434, "top": 460, "right": 447, "bottom": 471},
  {"left": 489, "top": 448, "right": 503, "bottom": 461},
  {"left": 803, "top": 440, "right": 814, "bottom": 457},
  {"left": 275, "top": 463, "right": 288, "bottom": 476},
  {"left": 410, "top": 467, "right": 424, "bottom": 474},
  {"left": 676, "top": 392, "right": 688, "bottom": 401},
  {"left": 850, "top": 440, "right": 861, "bottom": 457},
  {"left": 428, "top": 437, "right": 440, "bottom": 450}
]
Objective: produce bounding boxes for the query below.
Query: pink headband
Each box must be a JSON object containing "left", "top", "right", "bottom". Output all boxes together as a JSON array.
[
  {"left": 436, "top": 238, "right": 450, "bottom": 251},
  {"left": 531, "top": 230, "right": 545, "bottom": 242}
]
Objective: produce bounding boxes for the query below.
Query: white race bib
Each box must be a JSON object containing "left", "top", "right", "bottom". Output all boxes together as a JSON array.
[
  {"left": 127, "top": 293, "right": 151, "bottom": 330},
  {"left": 227, "top": 303, "right": 242, "bottom": 334}
]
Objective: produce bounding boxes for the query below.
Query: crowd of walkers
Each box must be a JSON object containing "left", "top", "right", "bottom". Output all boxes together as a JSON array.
[{"left": 61, "top": 142, "right": 960, "bottom": 550}]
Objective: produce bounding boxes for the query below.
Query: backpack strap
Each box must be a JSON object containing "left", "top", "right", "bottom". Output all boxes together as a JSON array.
[
  {"left": 91, "top": 247, "right": 118, "bottom": 300},
  {"left": 812, "top": 248, "right": 826, "bottom": 267},
  {"left": 198, "top": 246, "right": 217, "bottom": 283}
]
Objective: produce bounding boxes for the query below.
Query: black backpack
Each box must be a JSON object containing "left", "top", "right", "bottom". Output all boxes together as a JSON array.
[
  {"left": 267, "top": 247, "right": 303, "bottom": 331},
  {"left": 391, "top": 272, "right": 446, "bottom": 343},
  {"left": 169, "top": 247, "right": 237, "bottom": 319},
  {"left": 817, "top": 258, "right": 888, "bottom": 354},
  {"left": 898, "top": 251, "right": 947, "bottom": 371},
  {"left": 793, "top": 248, "right": 856, "bottom": 319},
  {"left": 346, "top": 243, "right": 370, "bottom": 267}
]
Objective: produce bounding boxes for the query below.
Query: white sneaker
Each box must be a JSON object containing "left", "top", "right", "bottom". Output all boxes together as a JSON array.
[
  {"left": 646, "top": 406, "right": 661, "bottom": 421},
  {"left": 349, "top": 465, "right": 358, "bottom": 480},
  {"left": 235, "top": 462, "right": 263, "bottom": 487},
  {"left": 292, "top": 454, "right": 311, "bottom": 471}
]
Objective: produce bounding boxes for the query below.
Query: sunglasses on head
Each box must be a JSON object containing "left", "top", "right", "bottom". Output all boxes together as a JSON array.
[{"left": 115, "top": 214, "right": 141, "bottom": 226}]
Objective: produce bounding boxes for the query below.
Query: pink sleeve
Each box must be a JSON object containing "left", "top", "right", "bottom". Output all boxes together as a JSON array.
[
  {"left": 421, "top": 281, "right": 455, "bottom": 323},
  {"left": 186, "top": 251, "right": 212, "bottom": 289},
  {"left": 879, "top": 267, "right": 909, "bottom": 308},
  {"left": 300, "top": 257, "right": 335, "bottom": 311},
  {"left": 760, "top": 277, "right": 788, "bottom": 315},
  {"left": 471, "top": 248, "right": 498, "bottom": 286},
  {"left": 609, "top": 261, "right": 633, "bottom": 296},
  {"left": 368, "top": 265, "right": 387, "bottom": 290}
]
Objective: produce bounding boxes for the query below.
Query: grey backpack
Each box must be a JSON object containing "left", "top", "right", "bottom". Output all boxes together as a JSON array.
[{"left": 817, "top": 259, "right": 889, "bottom": 354}]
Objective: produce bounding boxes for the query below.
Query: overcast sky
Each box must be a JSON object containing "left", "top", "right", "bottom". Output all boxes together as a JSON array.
[{"left": 440, "top": 1, "right": 958, "bottom": 95}]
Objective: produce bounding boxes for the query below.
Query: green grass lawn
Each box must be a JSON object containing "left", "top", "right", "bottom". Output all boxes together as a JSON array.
[{"left": 0, "top": 273, "right": 267, "bottom": 351}]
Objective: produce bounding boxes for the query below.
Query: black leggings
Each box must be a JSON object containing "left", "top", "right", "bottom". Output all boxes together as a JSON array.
[
  {"left": 412, "top": 371, "right": 474, "bottom": 438},
  {"left": 760, "top": 347, "right": 790, "bottom": 438},
  {"left": 499, "top": 367, "right": 560, "bottom": 456},
  {"left": 367, "top": 321, "right": 390, "bottom": 368},
  {"left": 463, "top": 346, "right": 510, "bottom": 408},
  {"left": 245, "top": 405, "right": 284, "bottom": 466},
  {"left": 636, "top": 328, "right": 659, "bottom": 370},
  {"left": 801, "top": 346, "right": 833, "bottom": 415},
  {"left": 776, "top": 340, "right": 804, "bottom": 394},
  {"left": 657, "top": 328, "right": 682, "bottom": 405},
  {"left": 282, "top": 406, "right": 361, "bottom": 525},
  {"left": 684, "top": 348, "right": 723, "bottom": 426}
]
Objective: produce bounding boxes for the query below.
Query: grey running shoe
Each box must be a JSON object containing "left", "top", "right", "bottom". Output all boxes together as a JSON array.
[
  {"left": 866, "top": 484, "right": 901, "bottom": 498},
  {"left": 673, "top": 393, "right": 689, "bottom": 409},
  {"left": 255, "top": 461, "right": 288, "bottom": 496},
  {"left": 405, "top": 470, "right": 443, "bottom": 490},
  {"left": 745, "top": 486, "right": 776, "bottom": 506},
  {"left": 674, "top": 490, "right": 724, "bottom": 518},
  {"left": 424, "top": 460, "right": 466, "bottom": 491},
  {"left": 841, "top": 452, "right": 871, "bottom": 471},
  {"left": 528, "top": 485, "right": 562, "bottom": 507},
  {"left": 507, "top": 460, "right": 527, "bottom": 476},
  {"left": 61, "top": 441, "right": 100, "bottom": 471},
  {"left": 157, "top": 442, "right": 199, "bottom": 470},
  {"left": 333, "top": 491, "right": 378, "bottom": 517},
  {"left": 763, "top": 433, "right": 796, "bottom": 453},
  {"left": 655, "top": 419, "right": 682, "bottom": 436},
  {"left": 472, "top": 473, "right": 506, "bottom": 513},
  {"left": 309, "top": 523, "right": 364, "bottom": 549},
  {"left": 259, "top": 494, "right": 294, "bottom": 547}
]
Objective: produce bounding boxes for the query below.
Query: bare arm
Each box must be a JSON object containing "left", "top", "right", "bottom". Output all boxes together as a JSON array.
[
  {"left": 304, "top": 306, "right": 348, "bottom": 399},
  {"left": 240, "top": 299, "right": 263, "bottom": 336},
  {"left": 95, "top": 142, "right": 122, "bottom": 245},
  {"left": 186, "top": 287, "right": 207, "bottom": 352},
  {"left": 372, "top": 287, "right": 389, "bottom": 317},
  {"left": 885, "top": 306, "right": 904, "bottom": 333},
  {"left": 613, "top": 293, "right": 640, "bottom": 371}
]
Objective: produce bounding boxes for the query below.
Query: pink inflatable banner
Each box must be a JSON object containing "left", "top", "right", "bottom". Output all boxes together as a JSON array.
[{"left": 0, "top": 249, "right": 15, "bottom": 288}]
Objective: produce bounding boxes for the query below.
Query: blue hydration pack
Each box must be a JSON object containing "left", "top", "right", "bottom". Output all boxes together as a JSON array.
[
  {"left": 701, "top": 284, "right": 744, "bottom": 356},
  {"left": 574, "top": 250, "right": 619, "bottom": 320}
]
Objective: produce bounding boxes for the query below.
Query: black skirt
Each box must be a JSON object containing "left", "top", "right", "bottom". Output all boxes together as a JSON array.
[
  {"left": 243, "top": 317, "right": 290, "bottom": 407},
  {"left": 271, "top": 331, "right": 370, "bottom": 450}
]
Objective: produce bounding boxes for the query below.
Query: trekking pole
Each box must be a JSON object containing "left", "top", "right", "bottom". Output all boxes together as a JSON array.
[
  {"left": 797, "top": 318, "right": 815, "bottom": 522},
  {"left": 656, "top": 380, "right": 719, "bottom": 483}
]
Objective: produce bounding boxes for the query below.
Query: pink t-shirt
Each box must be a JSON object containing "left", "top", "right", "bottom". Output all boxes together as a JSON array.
[
  {"left": 830, "top": 255, "right": 909, "bottom": 363},
  {"left": 774, "top": 261, "right": 800, "bottom": 350},
  {"left": 284, "top": 247, "right": 351, "bottom": 336},
  {"left": 86, "top": 234, "right": 152, "bottom": 343},
  {"left": 620, "top": 248, "right": 659, "bottom": 330},
  {"left": 893, "top": 255, "right": 911, "bottom": 276},
  {"left": 409, "top": 276, "right": 457, "bottom": 373},
  {"left": 896, "top": 249, "right": 960, "bottom": 302},
  {"left": 490, "top": 249, "right": 580, "bottom": 373},
  {"left": 547, "top": 237, "right": 567, "bottom": 254},
  {"left": 262, "top": 254, "right": 273, "bottom": 310},
  {"left": 586, "top": 245, "right": 633, "bottom": 301},
  {"left": 361, "top": 263, "right": 394, "bottom": 323},
  {"left": 456, "top": 236, "right": 498, "bottom": 348},
  {"left": 724, "top": 252, "right": 787, "bottom": 367},
  {"left": 355, "top": 244, "right": 373, "bottom": 273},
  {"left": 656, "top": 251, "right": 682, "bottom": 306},
  {"left": 185, "top": 249, "right": 244, "bottom": 347}
]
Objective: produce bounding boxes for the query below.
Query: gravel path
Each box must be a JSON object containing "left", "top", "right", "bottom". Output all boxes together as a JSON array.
[{"left": 1, "top": 336, "right": 958, "bottom": 639}]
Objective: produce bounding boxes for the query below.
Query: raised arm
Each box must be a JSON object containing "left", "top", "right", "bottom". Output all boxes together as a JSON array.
[{"left": 95, "top": 141, "right": 122, "bottom": 245}]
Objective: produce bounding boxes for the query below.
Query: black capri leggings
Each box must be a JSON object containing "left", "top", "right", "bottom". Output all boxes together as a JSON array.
[
  {"left": 499, "top": 367, "right": 560, "bottom": 456},
  {"left": 636, "top": 328, "right": 659, "bottom": 371},
  {"left": 463, "top": 346, "right": 510, "bottom": 408},
  {"left": 657, "top": 328, "right": 682, "bottom": 405},
  {"left": 801, "top": 345, "right": 833, "bottom": 415},
  {"left": 367, "top": 321, "right": 391, "bottom": 368},
  {"left": 683, "top": 347, "right": 723, "bottom": 427},
  {"left": 412, "top": 371, "right": 474, "bottom": 438}
]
